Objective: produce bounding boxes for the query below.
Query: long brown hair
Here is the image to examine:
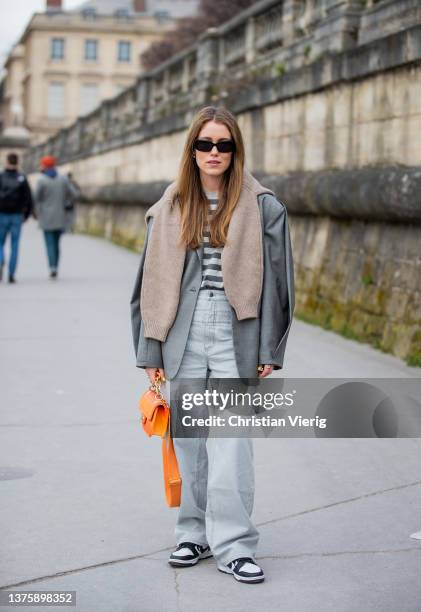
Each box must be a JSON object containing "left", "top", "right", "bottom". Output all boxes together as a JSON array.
[{"left": 174, "top": 106, "right": 245, "bottom": 249}]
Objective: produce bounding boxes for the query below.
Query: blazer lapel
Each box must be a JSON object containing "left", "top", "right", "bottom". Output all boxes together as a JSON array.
[{"left": 196, "top": 243, "right": 204, "bottom": 263}]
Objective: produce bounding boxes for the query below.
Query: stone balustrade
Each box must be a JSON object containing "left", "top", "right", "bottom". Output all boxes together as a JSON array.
[{"left": 24, "top": 0, "right": 419, "bottom": 174}]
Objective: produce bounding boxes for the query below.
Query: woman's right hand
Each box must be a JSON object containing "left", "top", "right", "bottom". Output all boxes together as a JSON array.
[{"left": 145, "top": 367, "right": 166, "bottom": 385}]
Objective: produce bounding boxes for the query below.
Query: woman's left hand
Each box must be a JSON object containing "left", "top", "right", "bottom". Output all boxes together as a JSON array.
[{"left": 258, "top": 364, "right": 274, "bottom": 378}]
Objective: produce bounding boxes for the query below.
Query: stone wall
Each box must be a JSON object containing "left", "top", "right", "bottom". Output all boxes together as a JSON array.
[
  {"left": 72, "top": 185, "right": 421, "bottom": 367},
  {"left": 75, "top": 201, "right": 149, "bottom": 253},
  {"left": 23, "top": 0, "right": 421, "bottom": 174},
  {"left": 292, "top": 214, "right": 420, "bottom": 365},
  {"left": 25, "top": 0, "right": 421, "bottom": 365},
  {"left": 42, "top": 46, "right": 421, "bottom": 225}
]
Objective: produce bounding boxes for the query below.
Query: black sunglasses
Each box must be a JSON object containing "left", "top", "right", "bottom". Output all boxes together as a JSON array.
[{"left": 193, "top": 139, "right": 235, "bottom": 153}]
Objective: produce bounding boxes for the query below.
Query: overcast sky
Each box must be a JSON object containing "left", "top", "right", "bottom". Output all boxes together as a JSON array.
[{"left": 0, "top": 0, "right": 82, "bottom": 70}]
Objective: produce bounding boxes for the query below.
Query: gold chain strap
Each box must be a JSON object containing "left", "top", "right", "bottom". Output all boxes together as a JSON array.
[{"left": 150, "top": 371, "right": 168, "bottom": 405}]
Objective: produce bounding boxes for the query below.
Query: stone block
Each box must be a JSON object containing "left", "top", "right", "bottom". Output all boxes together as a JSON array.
[
  {"left": 393, "top": 323, "right": 419, "bottom": 360},
  {"left": 305, "top": 93, "right": 328, "bottom": 129},
  {"left": 330, "top": 84, "right": 351, "bottom": 128},
  {"left": 382, "top": 117, "right": 407, "bottom": 163},
  {"left": 328, "top": 124, "right": 350, "bottom": 168},
  {"left": 283, "top": 133, "right": 304, "bottom": 171},
  {"left": 341, "top": 251, "right": 364, "bottom": 295},
  {"left": 303, "top": 129, "right": 327, "bottom": 171},
  {"left": 344, "top": 308, "right": 369, "bottom": 337},
  {"left": 323, "top": 242, "right": 346, "bottom": 276},
  {"left": 376, "top": 227, "right": 406, "bottom": 259},
  {"left": 265, "top": 135, "right": 283, "bottom": 174},
  {"left": 362, "top": 224, "right": 381, "bottom": 256},
  {"left": 408, "top": 65, "right": 421, "bottom": 116},
  {"left": 385, "top": 70, "right": 409, "bottom": 119},
  {"left": 298, "top": 267, "right": 318, "bottom": 293},
  {"left": 282, "top": 98, "right": 305, "bottom": 136},
  {"left": 381, "top": 321, "right": 404, "bottom": 355},
  {"left": 371, "top": 73, "right": 394, "bottom": 122},
  {"left": 359, "top": 285, "right": 388, "bottom": 316},
  {"left": 364, "top": 314, "right": 387, "bottom": 340},
  {"left": 357, "top": 119, "right": 385, "bottom": 166},
  {"left": 315, "top": 300, "right": 335, "bottom": 329},
  {"left": 385, "top": 289, "right": 410, "bottom": 320},
  {"left": 264, "top": 104, "right": 283, "bottom": 138},
  {"left": 390, "top": 261, "right": 418, "bottom": 291},
  {"left": 328, "top": 302, "right": 349, "bottom": 332},
  {"left": 405, "top": 114, "right": 421, "bottom": 165},
  {"left": 298, "top": 218, "right": 330, "bottom": 269},
  {"left": 353, "top": 80, "right": 376, "bottom": 124},
  {"left": 379, "top": 259, "right": 398, "bottom": 289},
  {"left": 405, "top": 291, "right": 421, "bottom": 324}
]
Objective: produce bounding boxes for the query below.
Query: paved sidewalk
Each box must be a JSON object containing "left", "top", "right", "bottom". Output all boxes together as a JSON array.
[{"left": 1, "top": 221, "right": 420, "bottom": 612}]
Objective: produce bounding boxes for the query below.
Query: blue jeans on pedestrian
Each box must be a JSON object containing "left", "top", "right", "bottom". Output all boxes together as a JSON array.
[
  {"left": 43, "top": 229, "right": 63, "bottom": 271},
  {"left": 0, "top": 213, "right": 23, "bottom": 278},
  {"left": 166, "top": 289, "right": 259, "bottom": 566}
]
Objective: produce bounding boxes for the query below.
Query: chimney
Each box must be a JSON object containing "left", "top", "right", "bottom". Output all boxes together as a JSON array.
[
  {"left": 133, "top": 0, "right": 146, "bottom": 13},
  {"left": 46, "top": 0, "right": 62, "bottom": 10}
]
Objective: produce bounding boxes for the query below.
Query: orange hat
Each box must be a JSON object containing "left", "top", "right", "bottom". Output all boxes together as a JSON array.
[{"left": 40, "top": 155, "right": 56, "bottom": 169}]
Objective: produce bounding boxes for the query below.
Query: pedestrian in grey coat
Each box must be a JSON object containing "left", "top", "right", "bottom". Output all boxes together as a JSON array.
[
  {"left": 34, "top": 156, "right": 77, "bottom": 279},
  {"left": 130, "top": 106, "right": 295, "bottom": 584}
]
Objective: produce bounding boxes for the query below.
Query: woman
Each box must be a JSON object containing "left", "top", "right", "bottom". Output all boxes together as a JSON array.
[{"left": 130, "top": 106, "right": 294, "bottom": 584}]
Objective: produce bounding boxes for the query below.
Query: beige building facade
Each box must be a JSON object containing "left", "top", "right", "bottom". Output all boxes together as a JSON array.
[
  {"left": 1, "top": 45, "right": 26, "bottom": 134},
  {"left": 1, "top": 0, "right": 199, "bottom": 144}
]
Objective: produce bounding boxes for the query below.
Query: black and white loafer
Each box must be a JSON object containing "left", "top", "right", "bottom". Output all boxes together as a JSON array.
[
  {"left": 168, "top": 542, "right": 213, "bottom": 567},
  {"left": 217, "top": 557, "right": 265, "bottom": 583}
]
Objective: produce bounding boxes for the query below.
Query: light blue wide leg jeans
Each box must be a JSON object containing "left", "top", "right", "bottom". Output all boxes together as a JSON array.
[{"left": 168, "top": 289, "right": 259, "bottom": 566}]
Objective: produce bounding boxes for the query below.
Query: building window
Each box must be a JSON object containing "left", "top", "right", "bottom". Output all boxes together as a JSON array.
[
  {"left": 82, "top": 8, "right": 97, "bottom": 20},
  {"left": 153, "top": 11, "right": 171, "bottom": 23},
  {"left": 50, "top": 38, "right": 65, "bottom": 60},
  {"left": 115, "top": 8, "right": 131, "bottom": 19},
  {"left": 154, "top": 10, "right": 170, "bottom": 22},
  {"left": 80, "top": 83, "right": 99, "bottom": 115},
  {"left": 117, "top": 41, "right": 131, "bottom": 63},
  {"left": 48, "top": 82, "right": 65, "bottom": 118},
  {"left": 84, "top": 39, "right": 98, "bottom": 61}
]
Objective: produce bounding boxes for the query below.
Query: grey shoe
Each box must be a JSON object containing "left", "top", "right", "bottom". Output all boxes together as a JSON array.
[
  {"left": 168, "top": 542, "right": 212, "bottom": 567},
  {"left": 217, "top": 557, "right": 265, "bottom": 583}
]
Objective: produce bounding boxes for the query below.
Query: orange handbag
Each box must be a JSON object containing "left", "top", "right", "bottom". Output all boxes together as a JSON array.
[{"left": 138, "top": 370, "right": 181, "bottom": 507}]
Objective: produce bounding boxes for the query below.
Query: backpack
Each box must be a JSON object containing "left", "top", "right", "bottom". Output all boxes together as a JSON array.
[{"left": 0, "top": 171, "right": 25, "bottom": 210}]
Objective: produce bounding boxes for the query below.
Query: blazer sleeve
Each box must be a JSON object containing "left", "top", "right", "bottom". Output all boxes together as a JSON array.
[
  {"left": 34, "top": 178, "right": 44, "bottom": 208},
  {"left": 130, "top": 217, "right": 164, "bottom": 369},
  {"left": 258, "top": 194, "right": 295, "bottom": 369}
]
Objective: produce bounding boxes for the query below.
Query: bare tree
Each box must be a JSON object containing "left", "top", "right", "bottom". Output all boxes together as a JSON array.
[
  {"left": 200, "top": 0, "right": 258, "bottom": 27},
  {"left": 140, "top": 0, "right": 259, "bottom": 70}
]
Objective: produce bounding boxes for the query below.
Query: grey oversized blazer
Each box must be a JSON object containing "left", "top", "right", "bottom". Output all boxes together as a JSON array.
[{"left": 130, "top": 193, "right": 295, "bottom": 381}]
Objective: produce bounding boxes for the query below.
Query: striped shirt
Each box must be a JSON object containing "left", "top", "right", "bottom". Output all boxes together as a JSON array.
[{"left": 200, "top": 190, "right": 224, "bottom": 290}]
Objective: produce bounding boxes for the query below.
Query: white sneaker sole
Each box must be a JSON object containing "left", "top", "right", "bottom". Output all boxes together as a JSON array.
[
  {"left": 168, "top": 549, "right": 213, "bottom": 567},
  {"left": 217, "top": 562, "right": 265, "bottom": 583}
]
